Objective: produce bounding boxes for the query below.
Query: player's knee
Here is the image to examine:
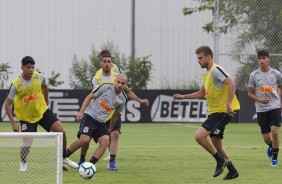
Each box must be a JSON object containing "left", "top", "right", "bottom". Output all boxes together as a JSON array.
[
  {"left": 111, "top": 131, "right": 119, "bottom": 139},
  {"left": 194, "top": 134, "right": 203, "bottom": 144},
  {"left": 99, "top": 135, "right": 109, "bottom": 148},
  {"left": 80, "top": 137, "right": 90, "bottom": 146},
  {"left": 271, "top": 131, "right": 279, "bottom": 139}
]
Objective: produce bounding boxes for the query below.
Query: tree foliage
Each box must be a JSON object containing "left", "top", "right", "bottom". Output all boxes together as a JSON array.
[
  {"left": 183, "top": 0, "right": 282, "bottom": 89},
  {"left": 48, "top": 71, "right": 64, "bottom": 88},
  {"left": 69, "top": 41, "right": 152, "bottom": 89}
]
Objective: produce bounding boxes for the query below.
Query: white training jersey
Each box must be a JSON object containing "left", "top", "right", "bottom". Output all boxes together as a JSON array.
[
  {"left": 248, "top": 67, "right": 282, "bottom": 112},
  {"left": 84, "top": 83, "right": 127, "bottom": 122}
]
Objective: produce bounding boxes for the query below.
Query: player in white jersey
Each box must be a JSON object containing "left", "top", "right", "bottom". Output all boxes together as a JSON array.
[
  {"left": 66, "top": 74, "right": 129, "bottom": 168},
  {"left": 69, "top": 50, "right": 149, "bottom": 170},
  {"left": 248, "top": 50, "right": 282, "bottom": 167}
]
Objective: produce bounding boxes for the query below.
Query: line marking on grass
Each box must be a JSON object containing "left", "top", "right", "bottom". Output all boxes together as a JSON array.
[
  {"left": 171, "top": 123, "right": 199, "bottom": 128},
  {"left": 170, "top": 123, "right": 230, "bottom": 132}
]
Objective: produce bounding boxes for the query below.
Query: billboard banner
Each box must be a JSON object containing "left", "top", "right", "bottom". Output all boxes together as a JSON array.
[{"left": 0, "top": 89, "right": 266, "bottom": 123}]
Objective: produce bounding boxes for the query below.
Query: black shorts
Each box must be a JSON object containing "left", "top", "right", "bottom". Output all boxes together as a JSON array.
[
  {"left": 105, "top": 115, "right": 122, "bottom": 134},
  {"left": 257, "top": 108, "right": 281, "bottom": 134},
  {"left": 77, "top": 114, "right": 109, "bottom": 143},
  {"left": 20, "top": 109, "right": 59, "bottom": 132},
  {"left": 201, "top": 113, "right": 231, "bottom": 139}
]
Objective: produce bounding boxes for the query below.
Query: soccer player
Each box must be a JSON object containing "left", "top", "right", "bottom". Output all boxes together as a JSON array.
[
  {"left": 172, "top": 46, "right": 240, "bottom": 180},
  {"left": 4, "top": 56, "right": 78, "bottom": 171},
  {"left": 247, "top": 49, "right": 282, "bottom": 166},
  {"left": 70, "top": 50, "right": 149, "bottom": 170},
  {"left": 66, "top": 74, "right": 130, "bottom": 169}
]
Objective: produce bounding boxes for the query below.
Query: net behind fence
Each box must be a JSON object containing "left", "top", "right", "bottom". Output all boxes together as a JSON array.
[{"left": 0, "top": 132, "right": 62, "bottom": 184}]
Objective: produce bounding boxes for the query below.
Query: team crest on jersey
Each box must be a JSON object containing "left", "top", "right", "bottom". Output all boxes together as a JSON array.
[
  {"left": 17, "top": 84, "right": 23, "bottom": 89},
  {"left": 269, "top": 75, "right": 276, "bottom": 85},
  {"left": 83, "top": 127, "right": 90, "bottom": 133},
  {"left": 34, "top": 76, "right": 39, "bottom": 80}
]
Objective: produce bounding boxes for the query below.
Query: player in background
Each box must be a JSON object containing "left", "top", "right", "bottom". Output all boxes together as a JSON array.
[
  {"left": 172, "top": 46, "right": 240, "bottom": 180},
  {"left": 70, "top": 50, "right": 149, "bottom": 170},
  {"left": 4, "top": 56, "right": 78, "bottom": 171},
  {"left": 66, "top": 74, "right": 130, "bottom": 169},
  {"left": 248, "top": 49, "right": 282, "bottom": 167}
]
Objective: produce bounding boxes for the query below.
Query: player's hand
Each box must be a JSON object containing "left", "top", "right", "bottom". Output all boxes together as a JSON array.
[
  {"left": 140, "top": 99, "right": 149, "bottom": 106},
  {"left": 172, "top": 94, "right": 183, "bottom": 101},
  {"left": 76, "top": 112, "right": 84, "bottom": 122},
  {"left": 11, "top": 122, "right": 20, "bottom": 132},
  {"left": 226, "top": 103, "right": 236, "bottom": 117},
  {"left": 259, "top": 97, "right": 270, "bottom": 104},
  {"left": 108, "top": 129, "right": 112, "bottom": 136}
]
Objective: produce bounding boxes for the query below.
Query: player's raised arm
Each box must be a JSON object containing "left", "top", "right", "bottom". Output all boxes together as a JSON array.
[
  {"left": 123, "top": 85, "right": 149, "bottom": 106},
  {"left": 172, "top": 86, "right": 205, "bottom": 101}
]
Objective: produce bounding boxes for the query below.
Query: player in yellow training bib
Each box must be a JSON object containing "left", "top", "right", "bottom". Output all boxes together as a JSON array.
[
  {"left": 5, "top": 56, "right": 78, "bottom": 172},
  {"left": 172, "top": 46, "right": 240, "bottom": 180}
]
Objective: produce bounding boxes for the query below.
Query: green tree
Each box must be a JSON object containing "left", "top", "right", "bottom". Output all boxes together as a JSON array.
[
  {"left": 48, "top": 71, "right": 64, "bottom": 88},
  {"left": 183, "top": 0, "right": 282, "bottom": 89},
  {"left": 69, "top": 42, "right": 152, "bottom": 89},
  {"left": 0, "top": 63, "right": 12, "bottom": 88}
]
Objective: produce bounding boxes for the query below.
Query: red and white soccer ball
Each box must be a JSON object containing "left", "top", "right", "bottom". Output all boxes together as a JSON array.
[{"left": 78, "top": 162, "right": 97, "bottom": 180}]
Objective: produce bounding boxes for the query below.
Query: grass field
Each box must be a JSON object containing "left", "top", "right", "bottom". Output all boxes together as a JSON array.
[{"left": 1, "top": 122, "right": 281, "bottom": 184}]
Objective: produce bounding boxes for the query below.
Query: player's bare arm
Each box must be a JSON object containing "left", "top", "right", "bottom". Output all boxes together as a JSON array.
[
  {"left": 41, "top": 84, "right": 49, "bottom": 105},
  {"left": 248, "top": 87, "right": 270, "bottom": 104},
  {"left": 76, "top": 92, "right": 95, "bottom": 121},
  {"left": 4, "top": 98, "right": 20, "bottom": 132},
  {"left": 109, "top": 110, "right": 120, "bottom": 133},
  {"left": 124, "top": 85, "right": 149, "bottom": 106},
  {"left": 224, "top": 76, "right": 237, "bottom": 116},
  {"left": 172, "top": 86, "right": 205, "bottom": 101},
  {"left": 279, "top": 87, "right": 282, "bottom": 107}
]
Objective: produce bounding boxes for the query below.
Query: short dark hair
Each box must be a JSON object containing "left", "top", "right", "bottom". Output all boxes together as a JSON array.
[
  {"left": 257, "top": 50, "right": 269, "bottom": 58},
  {"left": 22, "top": 56, "right": 35, "bottom": 66},
  {"left": 99, "top": 50, "right": 111, "bottom": 60},
  {"left": 195, "top": 45, "right": 213, "bottom": 59}
]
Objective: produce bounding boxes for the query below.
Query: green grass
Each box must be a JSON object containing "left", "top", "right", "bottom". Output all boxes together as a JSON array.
[{"left": 1, "top": 122, "right": 281, "bottom": 184}]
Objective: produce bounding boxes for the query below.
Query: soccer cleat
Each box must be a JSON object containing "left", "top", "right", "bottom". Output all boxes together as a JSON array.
[
  {"left": 103, "top": 153, "right": 110, "bottom": 161},
  {"left": 107, "top": 162, "right": 118, "bottom": 170},
  {"left": 62, "top": 164, "right": 68, "bottom": 171},
  {"left": 267, "top": 146, "right": 272, "bottom": 158},
  {"left": 77, "top": 160, "right": 84, "bottom": 168},
  {"left": 19, "top": 161, "right": 27, "bottom": 172},
  {"left": 271, "top": 160, "right": 278, "bottom": 167},
  {"left": 63, "top": 157, "right": 79, "bottom": 169},
  {"left": 213, "top": 160, "right": 227, "bottom": 177},
  {"left": 223, "top": 171, "right": 239, "bottom": 180}
]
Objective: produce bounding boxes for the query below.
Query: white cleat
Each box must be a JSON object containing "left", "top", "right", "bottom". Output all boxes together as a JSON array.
[
  {"left": 19, "top": 161, "right": 27, "bottom": 172},
  {"left": 63, "top": 158, "right": 78, "bottom": 169},
  {"left": 103, "top": 153, "right": 110, "bottom": 161}
]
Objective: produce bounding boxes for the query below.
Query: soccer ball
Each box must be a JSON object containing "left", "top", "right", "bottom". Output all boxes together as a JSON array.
[{"left": 78, "top": 162, "right": 97, "bottom": 180}]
